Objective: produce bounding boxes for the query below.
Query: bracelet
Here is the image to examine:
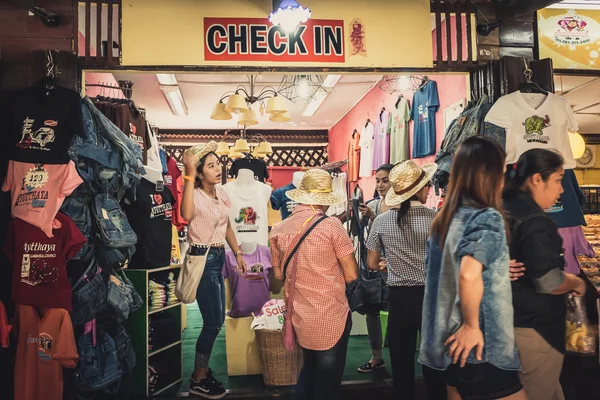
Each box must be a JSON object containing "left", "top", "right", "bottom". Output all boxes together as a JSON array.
[
  {"left": 235, "top": 251, "right": 243, "bottom": 256},
  {"left": 183, "top": 175, "right": 195, "bottom": 182}
]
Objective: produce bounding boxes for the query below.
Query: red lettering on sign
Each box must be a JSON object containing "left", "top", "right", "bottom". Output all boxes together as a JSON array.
[{"left": 204, "top": 18, "right": 345, "bottom": 63}]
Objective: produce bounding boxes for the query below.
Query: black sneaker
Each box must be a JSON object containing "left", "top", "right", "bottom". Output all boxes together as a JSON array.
[
  {"left": 357, "top": 360, "right": 385, "bottom": 373},
  {"left": 189, "top": 376, "right": 227, "bottom": 399},
  {"left": 207, "top": 369, "right": 224, "bottom": 388}
]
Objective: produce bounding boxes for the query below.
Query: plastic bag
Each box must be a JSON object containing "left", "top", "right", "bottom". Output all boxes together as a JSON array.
[{"left": 565, "top": 294, "right": 597, "bottom": 355}]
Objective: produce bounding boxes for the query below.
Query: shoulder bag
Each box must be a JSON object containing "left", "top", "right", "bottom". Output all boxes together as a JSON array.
[{"left": 282, "top": 215, "right": 328, "bottom": 352}]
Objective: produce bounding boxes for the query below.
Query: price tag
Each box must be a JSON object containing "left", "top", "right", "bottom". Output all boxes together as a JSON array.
[
  {"left": 155, "top": 180, "right": 164, "bottom": 192},
  {"left": 24, "top": 165, "right": 49, "bottom": 191},
  {"left": 21, "top": 254, "right": 31, "bottom": 278}
]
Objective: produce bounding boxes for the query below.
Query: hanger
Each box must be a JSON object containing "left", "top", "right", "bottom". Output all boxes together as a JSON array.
[
  {"left": 395, "top": 94, "right": 404, "bottom": 108},
  {"left": 379, "top": 107, "right": 386, "bottom": 120},
  {"left": 365, "top": 118, "right": 371, "bottom": 128},
  {"left": 37, "top": 50, "right": 58, "bottom": 95},
  {"left": 418, "top": 76, "right": 430, "bottom": 90},
  {"left": 352, "top": 129, "right": 358, "bottom": 139},
  {"left": 518, "top": 58, "right": 547, "bottom": 95}
]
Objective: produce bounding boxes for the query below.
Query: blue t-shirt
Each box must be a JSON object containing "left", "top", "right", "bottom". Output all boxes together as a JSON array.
[
  {"left": 546, "top": 169, "right": 586, "bottom": 228},
  {"left": 410, "top": 81, "right": 439, "bottom": 158},
  {"left": 270, "top": 183, "right": 298, "bottom": 220}
]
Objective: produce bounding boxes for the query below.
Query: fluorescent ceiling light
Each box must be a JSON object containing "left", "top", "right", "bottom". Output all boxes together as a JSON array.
[
  {"left": 322, "top": 75, "right": 342, "bottom": 88},
  {"left": 156, "top": 74, "right": 177, "bottom": 85},
  {"left": 303, "top": 91, "right": 328, "bottom": 117},
  {"left": 160, "top": 85, "right": 188, "bottom": 116}
]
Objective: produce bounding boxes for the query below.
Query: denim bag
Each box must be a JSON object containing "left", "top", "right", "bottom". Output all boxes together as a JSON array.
[
  {"left": 61, "top": 195, "right": 94, "bottom": 260},
  {"left": 106, "top": 323, "right": 136, "bottom": 375},
  {"left": 92, "top": 193, "right": 137, "bottom": 248},
  {"left": 74, "top": 325, "right": 123, "bottom": 392},
  {"left": 71, "top": 259, "right": 108, "bottom": 325},
  {"left": 107, "top": 270, "right": 143, "bottom": 322}
]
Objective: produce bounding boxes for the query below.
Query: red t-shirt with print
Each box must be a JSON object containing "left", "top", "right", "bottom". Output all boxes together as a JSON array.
[{"left": 4, "top": 212, "right": 86, "bottom": 312}]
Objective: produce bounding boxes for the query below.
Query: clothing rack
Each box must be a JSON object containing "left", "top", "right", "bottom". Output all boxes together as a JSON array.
[
  {"left": 85, "top": 81, "right": 134, "bottom": 99},
  {"left": 320, "top": 159, "right": 348, "bottom": 171}
]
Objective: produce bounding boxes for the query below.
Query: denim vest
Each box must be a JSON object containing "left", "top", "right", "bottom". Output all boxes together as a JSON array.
[{"left": 419, "top": 207, "right": 521, "bottom": 371}]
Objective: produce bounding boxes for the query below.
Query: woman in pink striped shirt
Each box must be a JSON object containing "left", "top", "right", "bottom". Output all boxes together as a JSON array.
[{"left": 181, "top": 141, "right": 247, "bottom": 399}]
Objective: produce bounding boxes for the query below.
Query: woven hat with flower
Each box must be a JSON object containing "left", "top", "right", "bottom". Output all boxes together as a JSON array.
[
  {"left": 385, "top": 160, "right": 438, "bottom": 207},
  {"left": 286, "top": 169, "right": 344, "bottom": 206},
  {"left": 184, "top": 141, "right": 219, "bottom": 168}
]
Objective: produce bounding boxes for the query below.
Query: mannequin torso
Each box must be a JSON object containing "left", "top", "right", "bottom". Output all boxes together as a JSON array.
[{"left": 292, "top": 171, "right": 305, "bottom": 188}]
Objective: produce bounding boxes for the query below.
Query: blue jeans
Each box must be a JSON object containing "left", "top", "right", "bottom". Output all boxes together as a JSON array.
[
  {"left": 194, "top": 247, "right": 226, "bottom": 369},
  {"left": 295, "top": 313, "right": 352, "bottom": 400},
  {"left": 366, "top": 310, "right": 383, "bottom": 361}
]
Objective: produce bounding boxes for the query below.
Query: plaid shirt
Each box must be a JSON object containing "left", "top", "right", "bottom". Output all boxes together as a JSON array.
[
  {"left": 270, "top": 205, "right": 355, "bottom": 351},
  {"left": 188, "top": 186, "right": 231, "bottom": 246}
]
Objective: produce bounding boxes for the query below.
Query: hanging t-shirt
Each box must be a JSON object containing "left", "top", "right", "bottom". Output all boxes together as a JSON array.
[
  {"left": 4, "top": 213, "right": 86, "bottom": 312},
  {"left": 124, "top": 178, "right": 175, "bottom": 269},
  {"left": 270, "top": 183, "right": 298, "bottom": 220},
  {"left": 222, "top": 181, "right": 271, "bottom": 246},
  {"left": 223, "top": 246, "right": 272, "bottom": 318},
  {"left": 143, "top": 122, "right": 165, "bottom": 185},
  {"left": 559, "top": 226, "right": 595, "bottom": 275},
  {"left": 112, "top": 104, "right": 150, "bottom": 164},
  {"left": 546, "top": 169, "right": 587, "bottom": 228},
  {"left": 359, "top": 122, "right": 375, "bottom": 178},
  {"left": 2, "top": 161, "right": 83, "bottom": 238},
  {"left": 372, "top": 110, "right": 391, "bottom": 169},
  {"left": 484, "top": 92, "right": 578, "bottom": 169},
  {"left": 410, "top": 80, "right": 439, "bottom": 158},
  {"left": 229, "top": 158, "right": 270, "bottom": 182},
  {"left": 388, "top": 97, "right": 411, "bottom": 164},
  {"left": 4, "top": 86, "right": 84, "bottom": 165},
  {"left": 164, "top": 156, "right": 187, "bottom": 229},
  {"left": 348, "top": 131, "right": 361, "bottom": 183},
  {"left": 15, "top": 305, "right": 78, "bottom": 400}
]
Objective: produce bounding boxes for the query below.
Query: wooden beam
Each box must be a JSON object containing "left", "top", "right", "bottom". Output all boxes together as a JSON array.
[
  {"left": 96, "top": 0, "right": 102, "bottom": 61},
  {"left": 107, "top": 0, "right": 114, "bottom": 65},
  {"left": 85, "top": 0, "right": 91, "bottom": 60},
  {"left": 434, "top": 0, "right": 443, "bottom": 64},
  {"left": 456, "top": 0, "right": 463, "bottom": 64},
  {"left": 445, "top": 2, "right": 453, "bottom": 64},
  {"left": 466, "top": 4, "right": 473, "bottom": 64}
]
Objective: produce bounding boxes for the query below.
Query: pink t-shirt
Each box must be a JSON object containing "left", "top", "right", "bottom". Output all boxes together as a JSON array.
[{"left": 2, "top": 161, "right": 83, "bottom": 237}]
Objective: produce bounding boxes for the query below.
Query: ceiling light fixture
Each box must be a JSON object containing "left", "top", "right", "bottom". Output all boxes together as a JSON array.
[
  {"left": 160, "top": 85, "right": 188, "bottom": 116},
  {"left": 211, "top": 75, "right": 288, "bottom": 125},
  {"left": 156, "top": 74, "right": 178, "bottom": 85},
  {"left": 302, "top": 90, "right": 329, "bottom": 117},
  {"left": 269, "top": 0, "right": 311, "bottom": 33},
  {"left": 278, "top": 75, "right": 327, "bottom": 103}
]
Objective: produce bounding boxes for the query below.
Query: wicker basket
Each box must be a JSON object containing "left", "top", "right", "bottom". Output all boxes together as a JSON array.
[{"left": 255, "top": 329, "right": 303, "bottom": 386}]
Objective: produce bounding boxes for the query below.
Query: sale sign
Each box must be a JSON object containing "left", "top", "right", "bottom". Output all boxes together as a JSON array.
[{"left": 204, "top": 17, "right": 345, "bottom": 63}]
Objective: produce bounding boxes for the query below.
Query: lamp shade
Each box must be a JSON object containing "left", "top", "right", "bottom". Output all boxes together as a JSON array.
[
  {"left": 256, "top": 141, "right": 273, "bottom": 155},
  {"left": 239, "top": 109, "right": 259, "bottom": 126},
  {"left": 569, "top": 131, "right": 586, "bottom": 159},
  {"left": 252, "top": 148, "right": 266, "bottom": 159},
  {"left": 265, "top": 95, "right": 287, "bottom": 114},
  {"left": 225, "top": 93, "right": 249, "bottom": 113},
  {"left": 228, "top": 148, "right": 244, "bottom": 159},
  {"left": 216, "top": 141, "right": 230, "bottom": 156},
  {"left": 233, "top": 138, "right": 251, "bottom": 153},
  {"left": 210, "top": 102, "right": 232, "bottom": 120},
  {"left": 269, "top": 111, "right": 291, "bottom": 122}
]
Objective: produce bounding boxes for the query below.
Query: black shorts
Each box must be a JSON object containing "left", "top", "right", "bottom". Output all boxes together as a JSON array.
[{"left": 445, "top": 363, "right": 522, "bottom": 400}]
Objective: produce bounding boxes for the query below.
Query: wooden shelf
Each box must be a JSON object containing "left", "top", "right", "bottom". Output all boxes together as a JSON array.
[
  {"left": 149, "top": 340, "right": 182, "bottom": 358},
  {"left": 147, "top": 264, "right": 183, "bottom": 273},
  {"left": 152, "top": 378, "right": 183, "bottom": 396},
  {"left": 149, "top": 302, "right": 182, "bottom": 315}
]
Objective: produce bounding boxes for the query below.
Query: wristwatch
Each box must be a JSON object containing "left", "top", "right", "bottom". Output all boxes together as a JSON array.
[{"left": 235, "top": 251, "right": 243, "bottom": 256}]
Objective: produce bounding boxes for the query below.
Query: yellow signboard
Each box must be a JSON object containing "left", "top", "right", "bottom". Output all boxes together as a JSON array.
[
  {"left": 539, "top": 8, "right": 600, "bottom": 69},
  {"left": 121, "top": 0, "right": 433, "bottom": 69}
]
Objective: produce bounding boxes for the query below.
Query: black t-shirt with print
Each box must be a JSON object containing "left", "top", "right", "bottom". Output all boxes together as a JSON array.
[
  {"left": 112, "top": 104, "right": 150, "bottom": 164},
  {"left": 228, "top": 158, "right": 269, "bottom": 182},
  {"left": 4, "top": 86, "right": 84, "bottom": 164},
  {"left": 124, "top": 178, "right": 174, "bottom": 269}
]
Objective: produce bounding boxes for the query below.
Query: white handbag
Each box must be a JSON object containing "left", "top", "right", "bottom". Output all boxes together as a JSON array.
[{"left": 175, "top": 245, "right": 211, "bottom": 304}]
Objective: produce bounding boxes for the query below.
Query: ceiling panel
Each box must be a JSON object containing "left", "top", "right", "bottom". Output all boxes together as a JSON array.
[
  {"left": 111, "top": 72, "right": 382, "bottom": 130},
  {"left": 555, "top": 74, "right": 600, "bottom": 134}
]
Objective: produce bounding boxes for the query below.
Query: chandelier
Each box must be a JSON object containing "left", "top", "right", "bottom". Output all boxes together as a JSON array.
[
  {"left": 210, "top": 75, "right": 289, "bottom": 125},
  {"left": 215, "top": 130, "right": 274, "bottom": 160},
  {"left": 278, "top": 75, "right": 327, "bottom": 103}
]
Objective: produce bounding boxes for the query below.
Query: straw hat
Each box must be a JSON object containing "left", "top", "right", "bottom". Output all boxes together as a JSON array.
[
  {"left": 286, "top": 169, "right": 344, "bottom": 206},
  {"left": 385, "top": 160, "right": 438, "bottom": 207},
  {"left": 184, "top": 141, "right": 219, "bottom": 168}
]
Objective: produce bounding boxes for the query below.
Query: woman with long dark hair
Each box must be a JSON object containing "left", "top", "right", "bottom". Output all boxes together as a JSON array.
[
  {"left": 181, "top": 142, "right": 247, "bottom": 399},
  {"left": 504, "top": 149, "right": 586, "bottom": 400},
  {"left": 419, "top": 136, "right": 525, "bottom": 400},
  {"left": 366, "top": 160, "right": 446, "bottom": 400}
]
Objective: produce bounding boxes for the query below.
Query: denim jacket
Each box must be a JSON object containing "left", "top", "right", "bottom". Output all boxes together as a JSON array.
[{"left": 419, "top": 206, "right": 521, "bottom": 371}]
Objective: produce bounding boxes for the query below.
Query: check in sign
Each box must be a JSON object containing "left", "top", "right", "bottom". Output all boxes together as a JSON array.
[{"left": 204, "top": 18, "right": 345, "bottom": 63}]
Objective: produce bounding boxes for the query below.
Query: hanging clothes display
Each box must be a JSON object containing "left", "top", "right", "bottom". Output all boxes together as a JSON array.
[
  {"left": 559, "top": 226, "right": 595, "bottom": 275},
  {"left": 359, "top": 121, "right": 375, "bottom": 178},
  {"left": 111, "top": 104, "right": 151, "bottom": 164},
  {"left": 410, "top": 80, "right": 439, "bottom": 158},
  {"left": 484, "top": 91, "right": 578, "bottom": 168},
  {"left": 228, "top": 157, "right": 270, "bottom": 182},
  {"left": 326, "top": 172, "right": 348, "bottom": 217},
  {"left": 546, "top": 169, "right": 587, "bottom": 228},
  {"left": 372, "top": 109, "right": 391, "bottom": 170},
  {"left": 348, "top": 130, "right": 361, "bottom": 182},
  {"left": 270, "top": 182, "right": 297, "bottom": 220},
  {"left": 388, "top": 97, "right": 411, "bottom": 164}
]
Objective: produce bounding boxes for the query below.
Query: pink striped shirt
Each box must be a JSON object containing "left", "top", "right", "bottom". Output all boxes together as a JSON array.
[{"left": 188, "top": 186, "right": 231, "bottom": 246}]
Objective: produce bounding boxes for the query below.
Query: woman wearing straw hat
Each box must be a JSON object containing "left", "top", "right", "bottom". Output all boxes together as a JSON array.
[
  {"left": 181, "top": 141, "right": 248, "bottom": 399},
  {"left": 365, "top": 160, "right": 447, "bottom": 400},
  {"left": 269, "top": 169, "right": 359, "bottom": 400}
]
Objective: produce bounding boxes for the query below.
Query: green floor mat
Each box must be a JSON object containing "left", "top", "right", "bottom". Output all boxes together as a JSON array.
[{"left": 181, "top": 304, "right": 422, "bottom": 392}]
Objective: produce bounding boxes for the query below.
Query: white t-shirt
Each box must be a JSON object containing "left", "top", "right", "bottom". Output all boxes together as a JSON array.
[
  {"left": 222, "top": 180, "right": 271, "bottom": 246},
  {"left": 359, "top": 122, "right": 375, "bottom": 178},
  {"left": 484, "top": 92, "right": 578, "bottom": 168}
]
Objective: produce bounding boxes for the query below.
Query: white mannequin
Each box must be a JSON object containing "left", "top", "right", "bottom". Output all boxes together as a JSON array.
[
  {"left": 232, "top": 168, "right": 256, "bottom": 188},
  {"left": 240, "top": 241, "right": 258, "bottom": 255},
  {"left": 292, "top": 171, "right": 305, "bottom": 188}
]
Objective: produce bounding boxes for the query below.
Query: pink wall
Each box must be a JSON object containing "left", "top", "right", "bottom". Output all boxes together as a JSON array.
[
  {"left": 268, "top": 166, "right": 301, "bottom": 189},
  {"left": 328, "top": 74, "right": 467, "bottom": 201}
]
